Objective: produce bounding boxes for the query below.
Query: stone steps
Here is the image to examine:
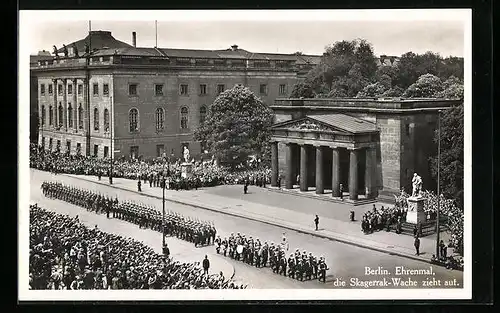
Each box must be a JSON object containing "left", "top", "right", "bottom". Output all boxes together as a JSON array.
[{"left": 266, "top": 187, "right": 377, "bottom": 206}]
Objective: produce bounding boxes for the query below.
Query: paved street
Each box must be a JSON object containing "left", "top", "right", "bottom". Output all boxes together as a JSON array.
[{"left": 29, "top": 169, "right": 463, "bottom": 289}]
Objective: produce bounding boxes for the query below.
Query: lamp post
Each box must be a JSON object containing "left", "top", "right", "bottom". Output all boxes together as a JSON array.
[
  {"left": 436, "top": 110, "right": 441, "bottom": 259},
  {"left": 109, "top": 95, "right": 113, "bottom": 185},
  {"left": 162, "top": 174, "right": 166, "bottom": 249}
]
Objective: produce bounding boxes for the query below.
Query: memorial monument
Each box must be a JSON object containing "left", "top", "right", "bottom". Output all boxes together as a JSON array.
[
  {"left": 181, "top": 146, "right": 193, "bottom": 178},
  {"left": 406, "top": 173, "right": 426, "bottom": 224}
]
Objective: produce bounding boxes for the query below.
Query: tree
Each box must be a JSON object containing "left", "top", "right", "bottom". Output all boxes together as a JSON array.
[
  {"left": 437, "top": 76, "right": 464, "bottom": 99},
  {"left": 402, "top": 73, "right": 443, "bottom": 98},
  {"left": 290, "top": 82, "right": 314, "bottom": 98},
  {"left": 193, "top": 85, "right": 274, "bottom": 169},
  {"left": 356, "top": 82, "right": 387, "bottom": 98},
  {"left": 304, "top": 39, "right": 377, "bottom": 97},
  {"left": 379, "top": 86, "right": 404, "bottom": 97},
  {"left": 439, "top": 56, "right": 464, "bottom": 80},
  {"left": 429, "top": 101, "right": 464, "bottom": 209}
]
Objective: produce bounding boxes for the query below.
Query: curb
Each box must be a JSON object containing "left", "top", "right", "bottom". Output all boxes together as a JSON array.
[{"left": 63, "top": 174, "right": 451, "bottom": 269}]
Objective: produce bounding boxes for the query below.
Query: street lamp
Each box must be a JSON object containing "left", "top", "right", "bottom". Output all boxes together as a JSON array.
[
  {"left": 162, "top": 174, "right": 166, "bottom": 249},
  {"left": 436, "top": 110, "right": 441, "bottom": 259},
  {"left": 109, "top": 95, "right": 113, "bottom": 185}
]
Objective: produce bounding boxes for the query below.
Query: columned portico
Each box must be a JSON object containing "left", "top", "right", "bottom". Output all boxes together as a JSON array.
[{"left": 269, "top": 113, "right": 380, "bottom": 202}]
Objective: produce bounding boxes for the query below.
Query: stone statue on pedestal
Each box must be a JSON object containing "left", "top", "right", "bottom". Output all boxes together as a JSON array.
[
  {"left": 412, "top": 173, "right": 423, "bottom": 197},
  {"left": 183, "top": 146, "right": 190, "bottom": 163}
]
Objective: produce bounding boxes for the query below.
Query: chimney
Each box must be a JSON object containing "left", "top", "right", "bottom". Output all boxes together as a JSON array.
[
  {"left": 231, "top": 44, "right": 238, "bottom": 51},
  {"left": 132, "top": 32, "right": 137, "bottom": 47}
]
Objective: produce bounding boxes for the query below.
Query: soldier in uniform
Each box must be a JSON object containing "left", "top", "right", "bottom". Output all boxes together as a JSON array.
[
  {"left": 287, "top": 254, "right": 295, "bottom": 279},
  {"left": 318, "top": 257, "right": 328, "bottom": 283},
  {"left": 137, "top": 180, "right": 142, "bottom": 192}
]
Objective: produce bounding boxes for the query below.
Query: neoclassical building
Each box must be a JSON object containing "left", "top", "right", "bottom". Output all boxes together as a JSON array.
[
  {"left": 268, "top": 98, "right": 460, "bottom": 199},
  {"left": 31, "top": 30, "right": 321, "bottom": 159}
]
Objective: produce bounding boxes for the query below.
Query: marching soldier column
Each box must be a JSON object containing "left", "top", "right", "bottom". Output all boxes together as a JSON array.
[{"left": 41, "top": 182, "right": 216, "bottom": 248}]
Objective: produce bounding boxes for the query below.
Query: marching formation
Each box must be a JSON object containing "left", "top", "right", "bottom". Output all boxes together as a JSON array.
[
  {"left": 215, "top": 233, "right": 329, "bottom": 283},
  {"left": 29, "top": 204, "right": 243, "bottom": 290},
  {"left": 40, "top": 181, "right": 217, "bottom": 247}
]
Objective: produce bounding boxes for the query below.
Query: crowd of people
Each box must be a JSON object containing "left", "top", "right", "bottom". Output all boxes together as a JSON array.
[
  {"left": 29, "top": 204, "right": 245, "bottom": 289},
  {"left": 214, "top": 232, "right": 329, "bottom": 282},
  {"left": 361, "top": 204, "right": 406, "bottom": 234},
  {"left": 30, "top": 144, "right": 271, "bottom": 191},
  {"left": 41, "top": 181, "right": 217, "bottom": 248}
]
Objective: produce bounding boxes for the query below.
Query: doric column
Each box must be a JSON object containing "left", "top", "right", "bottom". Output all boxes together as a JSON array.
[
  {"left": 63, "top": 78, "right": 68, "bottom": 131},
  {"left": 83, "top": 78, "right": 89, "bottom": 133},
  {"left": 285, "top": 143, "right": 294, "bottom": 189},
  {"left": 52, "top": 79, "right": 57, "bottom": 128},
  {"left": 365, "top": 147, "right": 377, "bottom": 199},
  {"left": 299, "top": 144, "right": 308, "bottom": 192},
  {"left": 349, "top": 149, "right": 359, "bottom": 200},
  {"left": 73, "top": 78, "right": 78, "bottom": 130},
  {"left": 271, "top": 142, "right": 279, "bottom": 187},
  {"left": 331, "top": 147, "right": 340, "bottom": 197},
  {"left": 315, "top": 146, "right": 324, "bottom": 194}
]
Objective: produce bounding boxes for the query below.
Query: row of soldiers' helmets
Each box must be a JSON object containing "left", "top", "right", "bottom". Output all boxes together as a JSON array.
[
  {"left": 226, "top": 232, "right": 326, "bottom": 263},
  {"left": 42, "top": 182, "right": 116, "bottom": 203}
]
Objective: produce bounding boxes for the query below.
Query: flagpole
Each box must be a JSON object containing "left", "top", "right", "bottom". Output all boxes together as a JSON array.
[{"left": 155, "top": 20, "right": 158, "bottom": 48}]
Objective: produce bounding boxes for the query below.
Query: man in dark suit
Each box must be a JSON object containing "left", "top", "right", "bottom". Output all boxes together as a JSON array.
[
  {"left": 202, "top": 255, "right": 210, "bottom": 275},
  {"left": 414, "top": 235, "right": 421, "bottom": 256},
  {"left": 314, "top": 215, "right": 319, "bottom": 231}
]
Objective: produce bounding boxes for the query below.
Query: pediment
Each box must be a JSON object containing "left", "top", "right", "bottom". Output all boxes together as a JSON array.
[{"left": 270, "top": 117, "right": 352, "bottom": 135}]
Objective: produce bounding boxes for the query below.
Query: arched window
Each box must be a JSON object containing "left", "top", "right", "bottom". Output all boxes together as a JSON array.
[
  {"left": 180, "top": 106, "right": 188, "bottom": 129},
  {"left": 199, "top": 106, "right": 207, "bottom": 125},
  {"left": 78, "top": 104, "right": 83, "bottom": 129},
  {"left": 58, "top": 104, "right": 63, "bottom": 127},
  {"left": 49, "top": 106, "right": 53, "bottom": 126},
  {"left": 68, "top": 104, "right": 73, "bottom": 128},
  {"left": 129, "top": 108, "right": 139, "bottom": 132},
  {"left": 94, "top": 108, "right": 99, "bottom": 131},
  {"left": 104, "top": 108, "right": 110, "bottom": 132},
  {"left": 155, "top": 108, "right": 165, "bottom": 131},
  {"left": 41, "top": 105, "right": 45, "bottom": 126}
]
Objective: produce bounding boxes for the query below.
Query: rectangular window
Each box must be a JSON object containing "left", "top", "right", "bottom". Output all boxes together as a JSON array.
[
  {"left": 93, "top": 83, "right": 99, "bottom": 96},
  {"left": 40, "top": 84, "right": 45, "bottom": 96},
  {"left": 49, "top": 138, "right": 53, "bottom": 149},
  {"left": 200, "top": 84, "right": 207, "bottom": 95},
  {"left": 217, "top": 84, "right": 225, "bottom": 94},
  {"left": 104, "top": 146, "right": 109, "bottom": 158},
  {"left": 103, "top": 84, "right": 109, "bottom": 96},
  {"left": 42, "top": 137, "right": 45, "bottom": 147},
  {"left": 68, "top": 84, "right": 73, "bottom": 95},
  {"left": 56, "top": 140, "right": 61, "bottom": 151},
  {"left": 130, "top": 146, "right": 139, "bottom": 159},
  {"left": 58, "top": 85, "right": 63, "bottom": 95},
  {"left": 48, "top": 84, "right": 53, "bottom": 95},
  {"left": 156, "top": 144, "right": 165, "bottom": 157},
  {"left": 279, "top": 84, "right": 287, "bottom": 95},
  {"left": 405, "top": 124, "right": 411, "bottom": 136},
  {"left": 66, "top": 140, "right": 71, "bottom": 153},
  {"left": 78, "top": 84, "right": 83, "bottom": 95},
  {"left": 76, "top": 143, "right": 81, "bottom": 155},
  {"left": 260, "top": 84, "right": 268, "bottom": 95},
  {"left": 180, "top": 84, "right": 188, "bottom": 95},
  {"left": 155, "top": 84, "right": 164, "bottom": 96},
  {"left": 129, "top": 84, "right": 137, "bottom": 96},
  {"left": 94, "top": 144, "right": 99, "bottom": 157}
]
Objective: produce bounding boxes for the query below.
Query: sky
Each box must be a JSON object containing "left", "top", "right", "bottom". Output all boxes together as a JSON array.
[{"left": 21, "top": 10, "right": 467, "bottom": 57}]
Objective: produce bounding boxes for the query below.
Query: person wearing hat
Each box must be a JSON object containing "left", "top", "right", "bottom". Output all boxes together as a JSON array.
[
  {"left": 314, "top": 215, "right": 319, "bottom": 231},
  {"left": 202, "top": 255, "right": 210, "bottom": 275}
]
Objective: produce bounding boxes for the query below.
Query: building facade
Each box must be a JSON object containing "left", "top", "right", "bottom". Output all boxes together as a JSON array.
[
  {"left": 32, "top": 31, "right": 320, "bottom": 160},
  {"left": 268, "top": 98, "right": 460, "bottom": 198}
]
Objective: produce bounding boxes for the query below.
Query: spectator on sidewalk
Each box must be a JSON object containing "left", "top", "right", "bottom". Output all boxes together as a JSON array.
[
  {"left": 243, "top": 182, "right": 248, "bottom": 194},
  {"left": 277, "top": 176, "right": 281, "bottom": 189},
  {"left": 314, "top": 215, "right": 319, "bottom": 231},
  {"left": 137, "top": 180, "right": 142, "bottom": 192},
  {"left": 163, "top": 243, "right": 170, "bottom": 258},
  {"left": 202, "top": 255, "right": 210, "bottom": 275},
  {"left": 414, "top": 235, "right": 420, "bottom": 256}
]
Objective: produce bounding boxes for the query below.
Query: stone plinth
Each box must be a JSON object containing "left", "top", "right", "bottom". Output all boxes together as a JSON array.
[
  {"left": 406, "top": 196, "right": 426, "bottom": 224},
  {"left": 181, "top": 162, "right": 193, "bottom": 178}
]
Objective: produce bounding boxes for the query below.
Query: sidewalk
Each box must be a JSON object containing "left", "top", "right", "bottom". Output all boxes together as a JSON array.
[{"left": 65, "top": 174, "right": 449, "bottom": 265}]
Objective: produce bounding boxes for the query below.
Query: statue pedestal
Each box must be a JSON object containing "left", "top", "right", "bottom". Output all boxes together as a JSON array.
[
  {"left": 406, "top": 196, "right": 426, "bottom": 224},
  {"left": 181, "top": 162, "right": 193, "bottom": 178}
]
